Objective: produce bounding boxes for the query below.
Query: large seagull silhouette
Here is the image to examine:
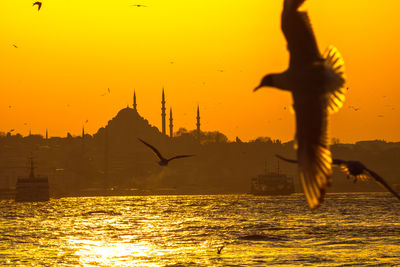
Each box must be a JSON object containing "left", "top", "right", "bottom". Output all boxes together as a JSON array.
[
  {"left": 254, "top": 0, "right": 347, "bottom": 210},
  {"left": 138, "top": 138, "right": 194, "bottom": 166}
]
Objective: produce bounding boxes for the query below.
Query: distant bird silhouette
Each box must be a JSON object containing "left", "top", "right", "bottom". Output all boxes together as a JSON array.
[
  {"left": 348, "top": 105, "right": 360, "bottom": 111},
  {"left": 33, "top": 1, "right": 42, "bottom": 11},
  {"left": 217, "top": 245, "right": 225, "bottom": 254},
  {"left": 8, "top": 105, "right": 12, "bottom": 108},
  {"left": 9, "top": 129, "right": 15, "bottom": 132},
  {"left": 138, "top": 138, "right": 194, "bottom": 166},
  {"left": 276, "top": 154, "right": 400, "bottom": 201},
  {"left": 13, "top": 44, "right": 18, "bottom": 48},
  {"left": 131, "top": 4, "right": 147, "bottom": 7},
  {"left": 254, "top": 0, "right": 346, "bottom": 210}
]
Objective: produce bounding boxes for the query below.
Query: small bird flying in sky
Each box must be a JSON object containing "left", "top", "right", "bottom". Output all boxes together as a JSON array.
[
  {"left": 254, "top": 0, "right": 347, "bottom": 210},
  {"left": 131, "top": 4, "right": 147, "bottom": 7},
  {"left": 33, "top": 1, "right": 42, "bottom": 11},
  {"left": 13, "top": 44, "right": 18, "bottom": 48},
  {"left": 348, "top": 105, "right": 360, "bottom": 111},
  {"left": 276, "top": 154, "right": 400, "bottom": 201},
  {"left": 138, "top": 138, "right": 194, "bottom": 166}
]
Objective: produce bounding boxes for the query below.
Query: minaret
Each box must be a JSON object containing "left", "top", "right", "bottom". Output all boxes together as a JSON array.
[
  {"left": 82, "top": 127, "right": 85, "bottom": 138},
  {"left": 169, "top": 107, "right": 173, "bottom": 138},
  {"left": 133, "top": 90, "right": 137, "bottom": 111},
  {"left": 46, "top": 129, "right": 48, "bottom": 140},
  {"left": 161, "top": 88, "right": 166, "bottom": 135},
  {"left": 196, "top": 105, "right": 201, "bottom": 140}
]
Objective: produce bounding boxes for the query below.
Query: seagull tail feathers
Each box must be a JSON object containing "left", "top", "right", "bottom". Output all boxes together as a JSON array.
[{"left": 323, "top": 45, "right": 347, "bottom": 114}]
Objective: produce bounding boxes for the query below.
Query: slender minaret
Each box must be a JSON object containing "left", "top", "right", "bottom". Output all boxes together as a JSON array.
[
  {"left": 169, "top": 107, "right": 173, "bottom": 138},
  {"left": 161, "top": 88, "right": 166, "bottom": 135},
  {"left": 82, "top": 127, "right": 85, "bottom": 138},
  {"left": 45, "top": 129, "right": 48, "bottom": 140},
  {"left": 133, "top": 90, "right": 137, "bottom": 111},
  {"left": 196, "top": 105, "right": 201, "bottom": 140}
]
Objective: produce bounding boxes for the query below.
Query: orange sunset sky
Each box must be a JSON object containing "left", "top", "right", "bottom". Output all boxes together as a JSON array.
[{"left": 1, "top": 0, "right": 399, "bottom": 143}]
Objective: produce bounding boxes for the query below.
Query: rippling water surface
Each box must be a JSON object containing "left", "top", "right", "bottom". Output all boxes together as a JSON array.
[{"left": 1, "top": 193, "right": 400, "bottom": 266}]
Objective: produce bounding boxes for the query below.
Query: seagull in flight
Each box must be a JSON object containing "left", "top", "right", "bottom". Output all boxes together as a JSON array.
[
  {"left": 348, "top": 105, "right": 360, "bottom": 111},
  {"left": 33, "top": 1, "right": 42, "bottom": 11},
  {"left": 13, "top": 44, "right": 18, "bottom": 48},
  {"left": 131, "top": 4, "right": 147, "bottom": 7},
  {"left": 276, "top": 154, "right": 400, "bottom": 201},
  {"left": 254, "top": 0, "right": 347, "bottom": 210},
  {"left": 138, "top": 138, "right": 194, "bottom": 166}
]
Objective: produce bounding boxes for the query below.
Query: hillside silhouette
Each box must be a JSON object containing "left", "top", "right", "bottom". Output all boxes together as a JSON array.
[{"left": 1, "top": 107, "right": 399, "bottom": 197}]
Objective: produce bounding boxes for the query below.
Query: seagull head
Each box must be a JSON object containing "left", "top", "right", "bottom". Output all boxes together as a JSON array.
[{"left": 254, "top": 74, "right": 274, "bottom": 92}]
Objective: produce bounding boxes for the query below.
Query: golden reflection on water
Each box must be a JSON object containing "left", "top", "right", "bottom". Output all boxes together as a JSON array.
[
  {"left": 70, "top": 239, "right": 154, "bottom": 266},
  {"left": 1, "top": 194, "right": 400, "bottom": 266}
]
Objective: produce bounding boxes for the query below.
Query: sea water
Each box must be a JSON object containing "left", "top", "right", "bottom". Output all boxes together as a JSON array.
[{"left": 1, "top": 193, "right": 399, "bottom": 266}]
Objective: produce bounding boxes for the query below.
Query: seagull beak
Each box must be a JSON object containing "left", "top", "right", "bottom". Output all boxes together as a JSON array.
[{"left": 253, "top": 85, "right": 262, "bottom": 92}]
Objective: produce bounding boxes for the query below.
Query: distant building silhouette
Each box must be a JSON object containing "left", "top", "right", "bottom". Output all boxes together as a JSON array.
[
  {"left": 133, "top": 90, "right": 137, "bottom": 111},
  {"left": 29, "top": 129, "right": 31, "bottom": 136},
  {"left": 82, "top": 127, "right": 85, "bottom": 139},
  {"left": 161, "top": 88, "right": 166, "bottom": 135},
  {"left": 46, "top": 129, "right": 48, "bottom": 140},
  {"left": 169, "top": 107, "right": 173, "bottom": 138},
  {"left": 104, "top": 127, "right": 109, "bottom": 189},
  {"left": 196, "top": 105, "right": 201, "bottom": 140}
]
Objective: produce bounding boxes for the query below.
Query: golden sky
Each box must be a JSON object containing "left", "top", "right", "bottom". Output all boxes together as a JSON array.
[{"left": 1, "top": 0, "right": 399, "bottom": 143}]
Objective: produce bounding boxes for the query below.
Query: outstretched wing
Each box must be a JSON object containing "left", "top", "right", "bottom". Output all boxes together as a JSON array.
[
  {"left": 365, "top": 168, "right": 400, "bottom": 201},
  {"left": 332, "top": 158, "right": 346, "bottom": 165},
  {"left": 294, "top": 92, "right": 332, "bottom": 210},
  {"left": 281, "top": 0, "right": 321, "bottom": 67},
  {"left": 138, "top": 138, "right": 165, "bottom": 161},
  {"left": 33, "top": 2, "right": 42, "bottom": 11},
  {"left": 276, "top": 154, "right": 298, "bottom": 164},
  {"left": 167, "top": 154, "right": 194, "bottom": 162}
]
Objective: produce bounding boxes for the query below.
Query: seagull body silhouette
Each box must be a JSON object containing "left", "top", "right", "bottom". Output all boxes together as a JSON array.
[
  {"left": 254, "top": 0, "right": 346, "bottom": 210},
  {"left": 138, "top": 138, "right": 194, "bottom": 166},
  {"left": 131, "top": 4, "right": 147, "bottom": 7},
  {"left": 13, "top": 44, "right": 18, "bottom": 48},
  {"left": 276, "top": 154, "right": 400, "bottom": 201},
  {"left": 33, "top": 1, "right": 42, "bottom": 11}
]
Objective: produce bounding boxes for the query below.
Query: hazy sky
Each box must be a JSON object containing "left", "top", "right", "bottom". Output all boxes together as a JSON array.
[{"left": 1, "top": 0, "right": 399, "bottom": 143}]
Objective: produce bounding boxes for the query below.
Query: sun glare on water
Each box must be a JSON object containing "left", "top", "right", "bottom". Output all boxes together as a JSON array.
[{"left": 70, "top": 239, "right": 157, "bottom": 266}]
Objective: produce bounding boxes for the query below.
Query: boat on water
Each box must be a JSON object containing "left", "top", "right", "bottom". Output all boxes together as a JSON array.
[
  {"left": 250, "top": 171, "right": 295, "bottom": 196},
  {"left": 15, "top": 157, "right": 49, "bottom": 202}
]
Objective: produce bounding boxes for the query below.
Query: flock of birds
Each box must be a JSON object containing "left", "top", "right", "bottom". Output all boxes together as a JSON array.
[
  {"left": 24, "top": 0, "right": 400, "bottom": 210},
  {"left": 136, "top": 0, "right": 400, "bottom": 211},
  {"left": 253, "top": 0, "right": 399, "bottom": 209}
]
